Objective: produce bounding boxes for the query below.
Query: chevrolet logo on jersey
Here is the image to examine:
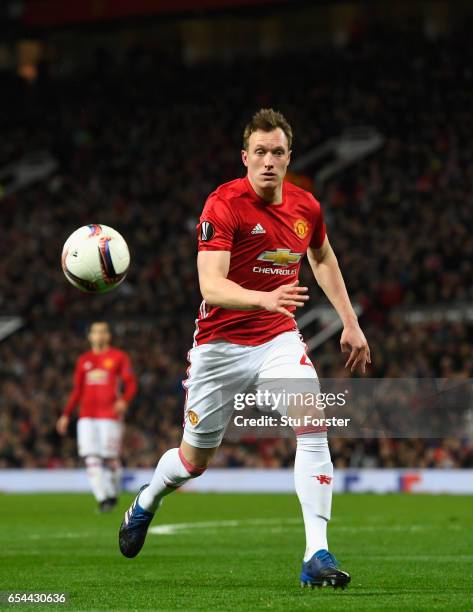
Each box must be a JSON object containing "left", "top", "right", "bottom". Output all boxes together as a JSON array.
[
  {"left": 86, "top": 369, "right": 109, "bottom": 384},
  {"left": 257, "top": 249, "right": 303, "bottom": 266}
]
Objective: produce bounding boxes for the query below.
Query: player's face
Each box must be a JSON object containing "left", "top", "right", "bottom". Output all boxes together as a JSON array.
[
  {"left": 88, "top": 323, "right": 111, "bottom": 350},
  {"left": 242, "top": 128, "right": 291, "bottom": 193}
]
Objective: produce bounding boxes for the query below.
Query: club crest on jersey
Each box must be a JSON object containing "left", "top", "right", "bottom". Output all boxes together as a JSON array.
[
  {"left": 103, "top": 358, "right": 114, "bottom": 369},
  {"left": 294, "top": 218, "right": 310, "bottom": 239},
  {"left": 257, "top": 249, "right": 303, "bottom": 266},
  {"left": 200, "top": 221, "right": 215, "bottom": 241}
]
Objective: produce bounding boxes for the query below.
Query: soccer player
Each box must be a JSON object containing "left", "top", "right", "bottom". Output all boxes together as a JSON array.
[
  {"left": 119, "top": 109, "right": 370, "bottom": 589},
  {"left": 57, "top": 321, "right": 137, "bottom": 512}
]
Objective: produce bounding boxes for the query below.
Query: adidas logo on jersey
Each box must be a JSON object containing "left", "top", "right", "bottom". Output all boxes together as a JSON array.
[{"left": 251, "top": 223, "right": 266, "bottom": 235}]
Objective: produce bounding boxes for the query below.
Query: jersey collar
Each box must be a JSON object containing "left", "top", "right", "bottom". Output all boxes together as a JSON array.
[{"left": 244, "top": 175, "right": 285, "bottom": 206}]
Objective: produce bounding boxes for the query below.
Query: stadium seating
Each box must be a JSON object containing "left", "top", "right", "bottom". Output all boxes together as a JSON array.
[{"left": 1, "top": 26, "right": 472, "bottom": 468}]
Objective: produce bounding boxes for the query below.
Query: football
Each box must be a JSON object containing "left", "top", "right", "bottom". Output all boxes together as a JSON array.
[{"left": 61, "top": 224, "right": 130, "bottom": 293}]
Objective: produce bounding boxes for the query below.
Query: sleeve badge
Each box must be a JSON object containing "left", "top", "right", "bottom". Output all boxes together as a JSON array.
[{"left": 200, "top": 221, "right": 215, "bottom": 241}]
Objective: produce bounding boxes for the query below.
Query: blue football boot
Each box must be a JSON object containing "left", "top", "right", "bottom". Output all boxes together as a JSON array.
[
  {"left": 300, "top": 549, "right": 351, "bottom": 589},
  {"left": 119, "top": 485, "right": 154, "bottom": 558}
]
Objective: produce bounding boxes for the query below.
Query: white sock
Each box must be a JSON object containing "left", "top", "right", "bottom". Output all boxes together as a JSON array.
[
  {"left": 294, "top": 436, "right": 333, "bottom": 562},
  {"left": 111, "top": 463, "right": 123, "bottom": 497},
  {"left": 85, "top": 455, "right": 107, "bottom": 503},
  {"left": 139, "top": 448, "right": 206, "bottom": 512},
  {"left": 102, "top": 459, "right": 122, "bottom": 499}
]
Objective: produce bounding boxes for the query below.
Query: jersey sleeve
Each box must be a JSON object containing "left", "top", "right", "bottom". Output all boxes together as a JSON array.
[
  {"left": 63, "top": 356, "right": 85, "bottom": 417},
  {"left": 119, "top": 352, "right": 137, "bottom": 402},
  {"left": 309, "top": 195, "right": 327, "bottom": 249},
  {"left": 197, "top": 193, "right": 238, "bottom": 251}
]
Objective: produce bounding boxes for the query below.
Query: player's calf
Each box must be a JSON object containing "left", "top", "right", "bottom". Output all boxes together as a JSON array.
[
  {"left": 84, "top": 455, "right": 108, "bottom": 511},
  {"left": 102, "top": 457, "right": 122, "bottom": 510},
  {"left": 138, "top": 447, "right": 208, "bottom": 512}
]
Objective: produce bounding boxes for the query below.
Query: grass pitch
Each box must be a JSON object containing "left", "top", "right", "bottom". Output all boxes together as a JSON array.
[{"left": 1, "top": 492, "right": 472, "bottom": 611}]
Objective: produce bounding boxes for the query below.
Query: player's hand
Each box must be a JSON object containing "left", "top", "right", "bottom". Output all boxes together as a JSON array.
[
  {"left": 56, "top": 415, "right": 69, "bottom": 435},
  {"left": 259, "top": 280, "right": 309, "bottom": 319},
  {"left": 114, "top": 398, "right": 129, "bottom": 418},
  {"left": 340, "top": 323, "right": 371, "bottom": 374}
]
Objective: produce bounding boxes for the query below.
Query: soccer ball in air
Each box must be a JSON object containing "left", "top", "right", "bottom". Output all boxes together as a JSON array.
[{"left": 61, "top": 224, "right": 130, "bottom": 293}]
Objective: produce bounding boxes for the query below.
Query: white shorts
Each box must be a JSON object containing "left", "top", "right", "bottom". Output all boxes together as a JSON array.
[
  {"left": 77, "top": 417, "right": 123, "bottom": 458},
  {"left": 182, "top": 331, "right": 320, "bottom": 448}
]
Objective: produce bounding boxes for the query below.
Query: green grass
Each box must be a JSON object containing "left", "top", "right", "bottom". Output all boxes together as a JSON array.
[{"left": 1, "top": 493, "right": 472, "bottom": 611}]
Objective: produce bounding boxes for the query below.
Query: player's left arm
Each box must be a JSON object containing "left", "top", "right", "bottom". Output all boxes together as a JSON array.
[
  {"left": 115, "top": 353, "right": 137, "bottom": 417},
  {"left": 307, "top": 236, "right": 371, "bottom": 373}
]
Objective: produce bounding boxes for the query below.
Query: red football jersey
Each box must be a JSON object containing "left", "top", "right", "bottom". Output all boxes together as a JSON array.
[
  {"left": 63, "top": 347, "right": 137, "bottom": 420},
  {"left": 195, "top": 176, "right": 326, "bottom": 346}
]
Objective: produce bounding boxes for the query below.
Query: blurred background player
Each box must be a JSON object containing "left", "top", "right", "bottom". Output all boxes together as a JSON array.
[{"left": 56, "top": 321, "right": 137, "bottom": 512}]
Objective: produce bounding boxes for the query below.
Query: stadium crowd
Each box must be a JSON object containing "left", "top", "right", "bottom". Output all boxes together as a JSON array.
[
  {"left": 1, "top": 316, "right": 472, "bottom": 469},
  {"left": 0, "top": 25, "right": 472, "bottom": 469}
]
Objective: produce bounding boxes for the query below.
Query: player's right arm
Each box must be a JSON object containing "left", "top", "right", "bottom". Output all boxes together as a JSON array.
[
  {"left": 56, "top": 357, "right": 85, "bottom": 435},
  {"left": 198, "top": 193, "right": 308, "bottom": 318},
  {"left": 198, "top": 250, "right": 308, "bottom": 319}
]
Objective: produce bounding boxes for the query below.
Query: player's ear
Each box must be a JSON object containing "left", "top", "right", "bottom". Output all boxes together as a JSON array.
[
  {"left": 241, "top": 149, "right": 248, "bottom": 167},
  {"left": 287, "top": 149, "right": 292, "bottom": 166}
]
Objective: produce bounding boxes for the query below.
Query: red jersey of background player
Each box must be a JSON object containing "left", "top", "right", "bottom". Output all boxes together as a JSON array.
[
  {"left": 63, "top": 347, "right": 137, "bottom": 420},
  {"left": 195, "top": 176, "right": 326, "bottom": 346}
]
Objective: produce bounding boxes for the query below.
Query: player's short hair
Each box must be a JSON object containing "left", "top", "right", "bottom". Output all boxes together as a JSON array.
[
  {"left": 86, "top": 321, "right": 112, "bottom": 336},
  {"left": 243, "top": 108, "right": 293, "bottom": 151}
]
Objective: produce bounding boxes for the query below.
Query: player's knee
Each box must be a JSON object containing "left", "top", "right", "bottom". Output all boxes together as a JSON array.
[
  {"left": 84, "top": 455, "right": 102, "bottom": 468},
  {"left": 296, "top": 434, "right": 330, "bottom": 457},
  {"left": 103, "top": 457, "right": 120, "bottom": 470}
]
